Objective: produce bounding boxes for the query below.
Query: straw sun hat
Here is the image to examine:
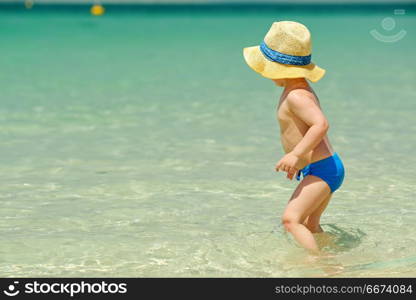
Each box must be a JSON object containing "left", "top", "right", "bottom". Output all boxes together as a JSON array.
[{"left": 243, "top": 21, "right": 325, "bottom": 82}]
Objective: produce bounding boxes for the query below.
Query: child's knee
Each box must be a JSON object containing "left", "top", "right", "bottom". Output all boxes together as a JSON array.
[{"left": 281, "top": 213, "right": 301, "bottom": 231}]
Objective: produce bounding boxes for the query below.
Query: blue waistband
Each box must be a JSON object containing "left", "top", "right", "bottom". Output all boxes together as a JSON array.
[
  {"left": 296, "top": 153, "right": 339, "bottom": 181},
  {"left": 259, "top": 41, "right": 312, "bottom": 66}
]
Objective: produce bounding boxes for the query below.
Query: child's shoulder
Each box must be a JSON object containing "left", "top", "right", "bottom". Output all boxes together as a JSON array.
[{"left": 285, "top": 88, "right": 316, "bottom": 107}]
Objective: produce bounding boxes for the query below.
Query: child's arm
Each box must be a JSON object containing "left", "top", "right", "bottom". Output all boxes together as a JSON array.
[{"left": 276, "top": 92, "right": 329, "bottom": 179}]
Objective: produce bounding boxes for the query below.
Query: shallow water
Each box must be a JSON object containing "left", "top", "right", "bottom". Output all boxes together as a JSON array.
[{"left": 0, "top": 5, "right": 416, "bottom": 277}]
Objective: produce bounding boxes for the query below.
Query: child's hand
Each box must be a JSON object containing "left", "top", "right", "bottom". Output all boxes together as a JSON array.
[{"left": 275, "top": 152, "right": 303, "bottom": 180}]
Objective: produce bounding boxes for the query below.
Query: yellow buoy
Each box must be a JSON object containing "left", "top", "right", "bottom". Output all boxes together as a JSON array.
[
  {"left": 91, "top": 4, "right": 105, "bottom": 16},
  {"left": 25, "top": 0, "right": 34, "bottom": 9}
]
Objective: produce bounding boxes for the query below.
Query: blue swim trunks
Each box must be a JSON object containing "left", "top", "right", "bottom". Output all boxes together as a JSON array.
[{"left": 296, "top": 152, "right": 345, "bottom": 193}]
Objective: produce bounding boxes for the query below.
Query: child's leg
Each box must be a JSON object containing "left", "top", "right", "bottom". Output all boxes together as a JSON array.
[
  {"left": 303, "top": 192, "right": 332, "bottom": 233},
  {"left": 281, "top": 175, "right": 331, "bottom": 253}
]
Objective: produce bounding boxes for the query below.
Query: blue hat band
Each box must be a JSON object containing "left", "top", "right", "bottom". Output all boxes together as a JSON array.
[{"left": 260, "top": 41, "right": 311, "bottom": 66}]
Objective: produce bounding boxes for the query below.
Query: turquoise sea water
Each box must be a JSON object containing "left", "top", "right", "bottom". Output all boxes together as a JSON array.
[{"left": 0, "top": 4, "right": 415, "bottom": 277}]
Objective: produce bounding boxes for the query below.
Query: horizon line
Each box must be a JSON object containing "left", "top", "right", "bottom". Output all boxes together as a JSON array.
[{"left": 0, "top": 0, "right": 415, "bottom": 4}]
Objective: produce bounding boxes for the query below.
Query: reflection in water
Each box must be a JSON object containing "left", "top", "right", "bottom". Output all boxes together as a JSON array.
[{"left": 319, "top": 224, "right": 366, "bottom": 253}]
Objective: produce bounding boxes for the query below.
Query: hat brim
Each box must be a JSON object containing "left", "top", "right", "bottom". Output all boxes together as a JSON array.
[{"left": 243, "top": 46, "right": 325, "bottom": 82}]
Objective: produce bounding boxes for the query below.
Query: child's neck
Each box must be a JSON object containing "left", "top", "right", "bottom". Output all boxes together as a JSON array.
[{"left": 283, "top": 78, "right": 309, "bottom": 93}]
